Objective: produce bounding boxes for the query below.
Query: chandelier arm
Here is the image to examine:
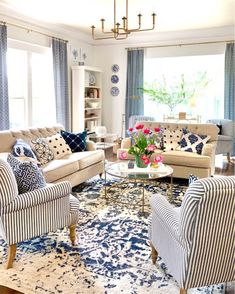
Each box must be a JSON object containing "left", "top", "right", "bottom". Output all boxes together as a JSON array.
[
  {"left": 91, "top": 0, "right": 156, "bottom": 40},
  {"left": 92, "top": 34, "right": 119, "bottom": 40},
  {"left": 115, "top": 34, "right": 129, "bottom": 40}
]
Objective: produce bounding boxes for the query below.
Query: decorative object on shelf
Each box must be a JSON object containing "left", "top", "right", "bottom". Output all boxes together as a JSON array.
[
  {"left": 112, "top": 64, "right": 119, "bottom": 73},
  {"left": 91, "top": 0, "right": 156, "bottom": 40},
  {"left": 87, "top": 101, "right": 100, "bottom": 108},
  {"left": 111, "top": 74, "right": 119, "bottom": 84},
  {"left": 126, "top": 124, "right": 162, "bottom": 168},
  {"left": 111, "top": 86, "right": 120, "bottom": 96},
  {"left": 128, "top": 160, "right": 135, "bottom": 169},
  {"left": 89, "top": 73, "right": 96, "bottom": 85}
]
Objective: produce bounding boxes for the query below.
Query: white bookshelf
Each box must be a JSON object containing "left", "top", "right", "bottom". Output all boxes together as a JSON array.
[{"left": 72, "top": 65, "right": 102, "bottom": 132}]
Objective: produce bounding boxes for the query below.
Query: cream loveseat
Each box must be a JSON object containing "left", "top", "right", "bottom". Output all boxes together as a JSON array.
[
  {"left": 117, "top": 122, "right": 218, "bottom": 179},
  {"left": 0, "top": 126, "right": 105, "bottom": 187}
]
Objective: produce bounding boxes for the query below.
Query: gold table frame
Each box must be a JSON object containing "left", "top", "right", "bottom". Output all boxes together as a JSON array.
[{"left": 104, "top": 161, "right": 174, "bottom": 213}]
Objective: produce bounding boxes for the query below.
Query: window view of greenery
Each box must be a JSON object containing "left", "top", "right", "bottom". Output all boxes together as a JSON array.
[
  {"left": 7, "top": 46, "right": 56, "bottom": 128},
  {"left": 144, "top": 54, "right": 224, "bottom": 122}
]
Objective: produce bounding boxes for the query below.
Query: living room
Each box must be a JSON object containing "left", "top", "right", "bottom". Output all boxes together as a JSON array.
[{"left": 0, "top": 0, "right": 234, "bottom": 293}]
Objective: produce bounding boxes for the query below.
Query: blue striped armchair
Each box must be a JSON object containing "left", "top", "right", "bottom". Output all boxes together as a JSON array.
[
  {"left": 0, "top": 159, "right": 80, "bottom": 269},
  {"left": 150, "top": 176, "right": 235, "bottom": 294}
]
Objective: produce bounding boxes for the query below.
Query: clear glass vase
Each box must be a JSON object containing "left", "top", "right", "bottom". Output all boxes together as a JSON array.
[{"left": 135, "top": 154, "right": 148, "bottom": 168}]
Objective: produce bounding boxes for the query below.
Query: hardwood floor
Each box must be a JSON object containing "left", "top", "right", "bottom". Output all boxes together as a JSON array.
[
  {"left": 1, "top": 154, "right": 234, "bottom": 294},
  {"left": 214, "top": 155, "right": 235, "bottom": 176},
  {"left": 0, "top": 286, "right": 23, "bottom": 294}
]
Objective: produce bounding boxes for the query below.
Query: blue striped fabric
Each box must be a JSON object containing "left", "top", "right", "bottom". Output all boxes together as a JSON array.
[
  {"left": 150, "top": 176, "right": 235, "bottom": 290},
  {"left": 0, "top": 160, "right": 18, "bottom": 207},
  {"left": 0, "top": 159, "right": 80, "bottom": 246}
]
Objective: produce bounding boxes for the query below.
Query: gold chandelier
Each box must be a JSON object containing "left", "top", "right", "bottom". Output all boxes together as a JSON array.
[{"left": 91, "top": 0, "right": 156, "bottom": 40}]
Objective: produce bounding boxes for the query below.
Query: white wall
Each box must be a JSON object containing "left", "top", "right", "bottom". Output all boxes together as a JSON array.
[{"left": 93, "top": 45, "right": 127, "bottom": 137}]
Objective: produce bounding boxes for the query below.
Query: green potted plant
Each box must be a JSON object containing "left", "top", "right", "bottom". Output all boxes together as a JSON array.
[{"left": 140, "top": 72, "right": 209, "bottom": 113}]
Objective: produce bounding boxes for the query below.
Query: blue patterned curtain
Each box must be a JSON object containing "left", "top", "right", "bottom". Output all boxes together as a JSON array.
[
  {"left": 0, "top": 24, "right": 9, "bottom": 130},
  {"left": 125, "top": 49, "right": 144, "bottom": 131},
  {"left": 52, "top": 38, "right": 69, "bottom": 130},
  {"left": 224, "top": 42, "right": 235, "bottom": 155}
]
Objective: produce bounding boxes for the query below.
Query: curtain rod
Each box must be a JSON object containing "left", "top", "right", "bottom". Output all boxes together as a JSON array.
[
  {"left": 126, "top": 39, "right": 235, "bottom": 50},
  {"left": 0, "top": 20, "right": 68, "bottom": 43}
]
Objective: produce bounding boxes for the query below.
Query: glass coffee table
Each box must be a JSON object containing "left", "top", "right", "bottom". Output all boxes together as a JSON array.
[{"left": 104, "top": 161, "right": 174, "bottom": 212}]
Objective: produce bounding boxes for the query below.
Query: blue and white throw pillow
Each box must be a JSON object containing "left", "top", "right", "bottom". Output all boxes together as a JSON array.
[
  {"left": 12, "top": 139, "right": 37, "bottom": 160},
  {"left": 7, "top": 154, "right": 46, "bottom": 194},
  {"left": 31, "top": 138, "right": 54, "bottom": 165},
  {"left": 178, "top": 128, "right": 211, "bottom": 155},
  {"left": 188, "top": 174, "right": 199, "bottom": 185},
  {"left": 61, "top": 130, "right": 87, "bottom": 152}
]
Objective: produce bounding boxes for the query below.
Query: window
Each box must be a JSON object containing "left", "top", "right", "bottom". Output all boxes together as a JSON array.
[
  {"left": 144, "top": 51, "right": 224, "bottom": 122},
  {"left": 7, "top": 41, "right": 56, "bottom": 128}
]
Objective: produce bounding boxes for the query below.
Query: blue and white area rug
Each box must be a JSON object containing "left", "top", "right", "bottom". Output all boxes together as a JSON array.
[{"left": 0, "top": 177, "right": 224, "bottom": 294}]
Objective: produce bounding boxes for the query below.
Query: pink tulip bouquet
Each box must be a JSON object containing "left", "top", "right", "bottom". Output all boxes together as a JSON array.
[{"left": 127, "top": 124, "right": 163, "bottom": 166}]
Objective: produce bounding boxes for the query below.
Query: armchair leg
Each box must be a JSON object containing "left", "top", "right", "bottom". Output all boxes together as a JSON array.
[
  {"left": 150, "top": 243, "right": 158, "bottom": 264},
  {"left": 69, "top": 224, "right": 77, "bottom": 246},
  {"left": 227, "top": 153, "right": 231, "bottom": 163},
  {"left": 6, "top": 244, "right": 16, "bottom": 269},
  {"left": 180, "top": 289, "right": 187, "bottom": 294},
  {"left": 99, "top": 173, "right": 103, "bottom": 178}
]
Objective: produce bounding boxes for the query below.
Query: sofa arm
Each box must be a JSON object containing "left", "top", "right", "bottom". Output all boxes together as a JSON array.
[
  {"left": 2, "top": 181, "right": 72, "bottom": 214},
  {"left": 150, "top": 194, "right": 180, "bottom": 241},
  {"left": 86, "top": 140, "right": 96, "bottom": 151},
  {"left": 201, "top": 143, "right": 216, "bottom": 157},
  {"left": 121, "top": 137, "right": 131, "bottom": 149}
]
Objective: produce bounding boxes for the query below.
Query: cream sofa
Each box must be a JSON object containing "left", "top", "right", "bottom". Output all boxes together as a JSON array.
[
  {"left": 117, "top": 122, "right": 218, "bottom": 179},
  {"left": 0, "top": 125, "right": 105, "bottom": 187}
]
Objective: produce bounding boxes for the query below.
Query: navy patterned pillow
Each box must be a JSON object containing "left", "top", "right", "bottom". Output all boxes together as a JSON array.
[
  {"left": 178, "top": 128, "right": 211, "bottom": 155},
  {"left": 31, "top": 138, "right": 54, "bottom": 165},
  {"left": 7, "top": 154, "right": 46, "bottom": 194},
  {"left": 61, "top": 130, "right": 87, "bottom": 152},
  {"left": 12, "top": 139, "right": 37, "bottom": 160}
]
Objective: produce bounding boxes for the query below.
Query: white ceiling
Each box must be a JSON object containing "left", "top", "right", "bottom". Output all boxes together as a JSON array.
[{"left": 0, "top": 0, "right": 234, "bottom": 43}]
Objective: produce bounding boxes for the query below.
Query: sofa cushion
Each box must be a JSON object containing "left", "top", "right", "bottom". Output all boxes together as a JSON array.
[
  {"left": 43, "top": 133, "right": 72, "bottom": 159},
  {"left": 31, "top": 138, "right": 54, "bottom": 165},
  {"left": 64, "top": 150, "right": 105, "bottom": 170},
  {"left": 7, "top": 154, "right": 46, "bottom": 194},
  {"left": 42, "top": 158, "right": 79, "bottom": 183},
  {"left": 61, "top": 130, "right": 87, "bottom": 152},
  {"left": 178, "top": 128, "right": 211, "bottom": 154},
  {"left": 162, "top": 151, "right": 211, "bottom": 168}
]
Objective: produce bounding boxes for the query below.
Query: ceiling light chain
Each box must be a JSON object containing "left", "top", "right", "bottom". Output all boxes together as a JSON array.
[{"left": 91, "top": 0, "right": 156, "bottom": 40}]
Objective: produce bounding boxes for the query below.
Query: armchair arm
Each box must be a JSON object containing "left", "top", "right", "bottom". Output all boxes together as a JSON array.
[
  {"left": 2, "top": 181, "right": 72, "bottom": 214},
  {"left": 201, "top": 143, "right": 216, "bottom": 157},
  {"left": 86, "top": 140, "right": 96, "bottom": 151},
  {"left": 121, "top": 137, "right": 131, "bottom": 149},
  {"left": 150, "top": 194, "right": 180, "bottom": 241}
]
